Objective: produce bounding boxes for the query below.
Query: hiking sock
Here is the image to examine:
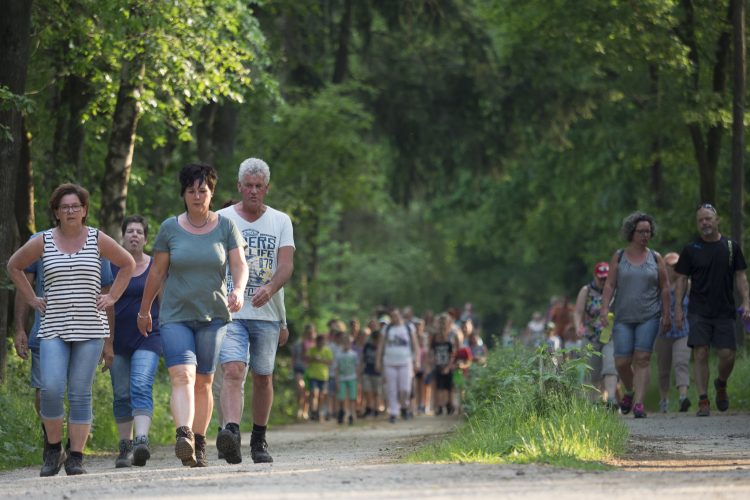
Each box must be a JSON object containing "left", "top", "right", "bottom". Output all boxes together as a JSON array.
[
  {"left": 251, "top": 424, "right": 267, "bottom": 441},
  {"left": 69, "top": 451, "right": 83, "bottom": 460},
  {"left": 699, "top": 394, "right": 708, "bottom": 401},
  {"left": 715, "top": 378, "right": 727, "bottom": 388},
  {"left": 49, "top": 441, "right": 62, "bottom": 452}
]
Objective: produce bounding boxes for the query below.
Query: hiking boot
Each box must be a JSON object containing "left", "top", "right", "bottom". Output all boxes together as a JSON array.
[
  {"left": 620, "top": 393, "right": 633, "bottom": 415},
  {"left": 337, "top": 409, "right": 345, "bottom": 425},
  {"left": 175, "top": 426, "right": 197, "bottom": 466},
  {"left": 216, "top": 427, "right": 225, "bottom": 460},
  {"left": 250, "top": 436, "right": 273, "bottom": 464},
  {"left": 216, "top": 423, "right": 242, "bottom": 464},
  {"left": 64, "top": 453, "right": 86, "bottom": 475},
  {"left": 400, "top": 407, "right": 408, "bottom": 420},
  {"left": 115, "top": 439, "right": 133, "bottom": 468},
  {"left": 192, "top": 434, "right": 208, "bottom": 468},
  {"left": 659, "top": 399, "right": 668, "bottom": 414},
  {"left": 132, "top": 435, "right": 151, "bottom": 467},
  {"left": 633, "top": 403, "right": 647, "bottom": 419},
  {"left": 679, "top": 397, "right": 691, "bottom": 413},
  {"left": 714, "top": 379, "right": 729, "bottom": 412},
  {"left": 696, "top": 398, "right": 710, "bottom": 417},
  {"left": 40, "top": 446, "right": 66, "bottom": 477}
]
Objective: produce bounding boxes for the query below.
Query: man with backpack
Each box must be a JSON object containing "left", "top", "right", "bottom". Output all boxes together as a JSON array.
[{"left": 674, "top": 203, "right": 750, "bottom": 416}]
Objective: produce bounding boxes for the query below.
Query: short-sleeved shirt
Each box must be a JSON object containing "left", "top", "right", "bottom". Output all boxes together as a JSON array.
[
  {"left": 217, "top": 205, "right": 295, "bottom": 322},
  {"left": 675, "top": 236, "right": 747, "bottom": 319},
  {"left": 306, "top": 346, "right": 333, "bottom": 381},
  {"left": 24, "top": 232, "right": 114, "bottom": 349},
  {"left": 336, "top": 350, "right": 359, "bottom": 381},
  {"left": 152, "top": 215, "right": 245, "bottom": 325},
  {"left": 362, "top": 341, "right": 380, "bottom": 376},
  {"left": 382, "top": 323, "right": 414, "bottom": 366},
  {"left": 432, "top": 340, "right": 453, "bottom": 370},
  {"left": 111, "top": 259, "right": 162, "bottom": 356}
]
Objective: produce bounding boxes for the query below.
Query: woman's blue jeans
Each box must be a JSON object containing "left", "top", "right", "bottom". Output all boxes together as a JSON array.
[
  {"left": 40, "top": 337, "right": 104, "bottom": 424},
  {"left": 110, "top": 349, "right": 160, "bottom": 422}
]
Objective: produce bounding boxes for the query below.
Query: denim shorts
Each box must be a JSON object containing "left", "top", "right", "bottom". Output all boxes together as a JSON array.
[
  {"left": 309, "top": 378, "right": 327, "bottom": 392},
  {"left": 160, "top": 319, "right": 228, "bottom": 374},
  {"left": 30, "top": 347, "right": 42, "bottom": 389},
  {"left": 219, "top": 319, "right": 280, "bottom": 376},
  {"left": 612, "top": 316, "right": 660, "bottom": 357}
]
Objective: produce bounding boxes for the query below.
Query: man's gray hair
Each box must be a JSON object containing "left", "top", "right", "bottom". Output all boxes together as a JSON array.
[{"left": 238, "top": 157, "right": 270, "bottom": 184}]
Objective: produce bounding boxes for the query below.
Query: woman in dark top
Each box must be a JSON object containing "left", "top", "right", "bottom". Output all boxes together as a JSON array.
[{"left": 110, "top": 215, "right": 162, "bottom": 468}]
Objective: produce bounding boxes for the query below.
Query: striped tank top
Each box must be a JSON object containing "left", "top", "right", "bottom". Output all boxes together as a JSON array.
[{"left": 38, "top": 227, "right": 109, "bottom": 341}]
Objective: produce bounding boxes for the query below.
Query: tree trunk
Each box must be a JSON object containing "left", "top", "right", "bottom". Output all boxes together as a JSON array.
[
  {"left": 15, "top": 115, "right": 35, "bottom": 242},
  {"left": 0, "top": 0, "right": 33, "bottom": 382},
  {"left": 100, "top": 57, "right": 145, "bottom": 238},
  {"left": 683, "top": 1, "right": 731, "bottom": 205},
  {"left": 649, "top": 65, "right": 665, "bottom": 208},
  {"left": 67, "top": 75, "right": 93, "bottom": 178},
  {"left": 332, "top": 0, "right": 352, "bottom": 84},
  {"left": 731, "top": 0, "right": 746, "bottom": 348},
  {"left": 197, "top": 102, "right": 217, "bottom": 164}
]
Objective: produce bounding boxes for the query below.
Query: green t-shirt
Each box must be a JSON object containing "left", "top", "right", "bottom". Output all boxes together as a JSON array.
[
  {"left": 153, "top": 215, "right": 245, "bottom": 325},
  {"left": 306, "top": 346, "right": 333, "bottom": 381}
]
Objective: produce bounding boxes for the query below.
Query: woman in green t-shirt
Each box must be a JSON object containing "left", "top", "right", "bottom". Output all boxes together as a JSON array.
[{"left": 137, "top": 163, "right": 248, "bottom": 467}]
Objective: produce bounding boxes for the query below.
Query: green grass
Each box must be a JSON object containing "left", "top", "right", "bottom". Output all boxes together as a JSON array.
[
  {"left": 406, "top": 345, "right": 628, "bottom": 469},
  {"left": 0, "top": 342, "right": 296, "bottom": 471}
]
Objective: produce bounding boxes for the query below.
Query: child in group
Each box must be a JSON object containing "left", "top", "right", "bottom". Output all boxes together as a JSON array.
[
  {"left": 304, "top": 334, "right": 333, "bottom": 422},
  {"left": 291, "top": 324, "right": 317, "bottom": 420},
  {"left": 431, "top": 313, "right": 455, "bottom": 416},
  {"left": 360, "top": 327, "right": 382, "bottom": 417},
  {"left": 336, "top": 335, "right": 360, "bottom": 425}
]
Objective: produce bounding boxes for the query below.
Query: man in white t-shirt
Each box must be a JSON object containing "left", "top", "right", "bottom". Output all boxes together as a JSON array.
[{"left": 216, "top": 158, "right": 295, "bottom": 464}]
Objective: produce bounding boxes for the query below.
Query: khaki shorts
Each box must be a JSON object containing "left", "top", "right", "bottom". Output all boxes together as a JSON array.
[{"left": 361, "top": 374, "right": 381, "bottom": 393}]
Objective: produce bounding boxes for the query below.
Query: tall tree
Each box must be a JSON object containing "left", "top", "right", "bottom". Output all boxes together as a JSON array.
[{"left": 0, "top": 0, "right": 33, "bottom": 381}]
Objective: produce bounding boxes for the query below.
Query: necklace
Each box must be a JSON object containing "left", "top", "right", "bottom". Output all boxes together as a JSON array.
[{"left": 186, "top": 211, "right": 210, "bottom": 229}]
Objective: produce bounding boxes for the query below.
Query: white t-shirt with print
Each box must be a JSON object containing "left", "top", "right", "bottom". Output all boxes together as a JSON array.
[{"left": 218, "top": 204, "right": 295, "bottom": 321}]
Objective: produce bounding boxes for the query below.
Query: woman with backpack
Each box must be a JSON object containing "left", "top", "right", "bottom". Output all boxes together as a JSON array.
[{"left": 600, "top": 212, "right": 671, "bottom": 419}]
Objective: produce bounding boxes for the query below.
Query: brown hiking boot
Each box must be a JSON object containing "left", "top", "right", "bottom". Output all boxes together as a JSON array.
[
  {"left": 696, "top": 398, "right": 710, "bottom": 417},
  {"left": 714, "top": 379, "right": 729, "bottom": 412},
  {"left": 175, "top": 426, "right": 196, "bottom": 466}
]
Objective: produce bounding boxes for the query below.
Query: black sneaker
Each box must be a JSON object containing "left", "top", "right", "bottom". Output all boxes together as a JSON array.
[
  {"left": 115, "top": 439, "right": 133, "bottom": 468},
  {"left": 216, "top": 423, "right": 242, "bottom": 464},
  {"left": 348, "top": 415, "right": 354, "bottom": 426},
  {"left": 40, "top": 446, "right": 66, "bottom": 477},
  {"left": 400, "top": 407, "right": 408, "bottom": 420},
  {"left": 446, "top": 404, "right": 455, "bottom": 415},
  {"left": 64, "top": 453, "right": 86, "bottom": 476},
  {"left": 337, "top": 409, "right": 345, "bottom": 424},
  {"left": 388, "top": 415, "right": 397, "bottom": 424},
  {"left": 192, "top": 434, "right": 208, "bottom": 467},
  {"left": 132, "top": 436, "right": 151, "bottom": 467},
  {"left": 175, "top": 426, "right": 197, "bottom": 466},
  {"left": 715, "top": 379, "right": 729, "bottom": 412},
  {"left": 679, "top": 397, "right": 691, "bottom": 413},
  {"left": 250, "top": 436, "right": 273, "bottom": 463}
]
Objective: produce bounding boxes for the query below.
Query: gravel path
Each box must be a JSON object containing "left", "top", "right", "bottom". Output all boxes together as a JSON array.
[{"left": 1, "top": 411, "right": 749, "bottom": 499}]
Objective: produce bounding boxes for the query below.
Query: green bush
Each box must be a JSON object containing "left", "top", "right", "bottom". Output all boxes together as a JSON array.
[{"left": 409, "top": 345, "right": 628, "bottom": 468}]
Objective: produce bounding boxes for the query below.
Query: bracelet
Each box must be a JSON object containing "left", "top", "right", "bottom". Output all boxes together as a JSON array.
[{"left": 137, "top": 312, "right": 150, "bottom": 320}]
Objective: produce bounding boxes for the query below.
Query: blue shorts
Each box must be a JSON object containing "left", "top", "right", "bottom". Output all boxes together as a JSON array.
[
  {"left": 30, "top": 347, "right": 42, "bottom": 389},
  {"left": 160, "top": 319, "right": 228, "bottom": 374},
  {"left": 309, "top": 378, "right": 327, "bottom": 392},
  {"left": 612, "top": 317, "right": 660, "bottom": 357},
  {"left": 219, "top": 319, "right": 280, "bottom": 376}
]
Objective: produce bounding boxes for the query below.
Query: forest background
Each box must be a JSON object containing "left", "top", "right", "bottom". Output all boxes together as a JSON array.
[{"left": 1, "top": 0, "right": 749, "bottom": 380}]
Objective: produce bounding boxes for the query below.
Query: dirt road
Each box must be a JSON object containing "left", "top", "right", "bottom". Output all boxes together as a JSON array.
[{"left": 1, "top": 411, "right": 749, "bottom": 499}]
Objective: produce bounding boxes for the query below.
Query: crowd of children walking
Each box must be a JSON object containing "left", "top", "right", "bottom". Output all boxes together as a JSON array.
[{"left": 289, "top": 303, "right": 488, "bottom": 424}]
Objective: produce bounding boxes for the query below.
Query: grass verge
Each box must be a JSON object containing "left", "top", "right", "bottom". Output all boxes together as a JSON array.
[{"left": 407, "top": 345, "right": 628, "bottom": 469}]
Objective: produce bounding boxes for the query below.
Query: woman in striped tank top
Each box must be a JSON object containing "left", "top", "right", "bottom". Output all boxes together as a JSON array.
[{"left": 7, "top": 184, "right": 135, "bottom": 477}]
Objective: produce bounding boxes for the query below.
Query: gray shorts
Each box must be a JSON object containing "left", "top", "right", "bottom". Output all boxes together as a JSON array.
[
  {"left": 361, "top": 374, "right": 381, "bottom": 393},
  {"left": 584, "top": 338, "right": 617, "bottom": 383},
  {"left": 30, "top": 347, "right": 42, "bottom": 389}
]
